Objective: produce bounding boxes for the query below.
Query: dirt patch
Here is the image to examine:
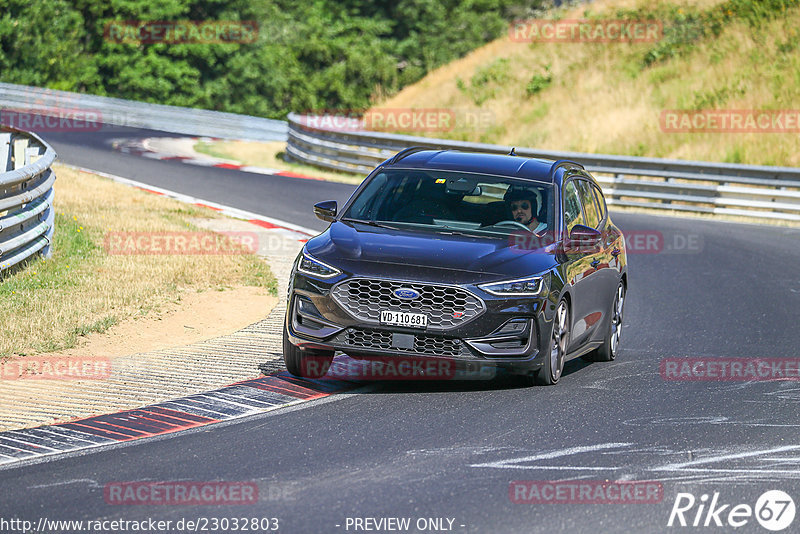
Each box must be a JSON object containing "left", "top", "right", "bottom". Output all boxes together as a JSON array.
[{"left": 27, "top": 285, "right": 278, "bottom": 360}]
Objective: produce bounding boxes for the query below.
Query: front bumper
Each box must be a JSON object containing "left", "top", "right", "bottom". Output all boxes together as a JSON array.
[{"left": 285, "top": 270, "right": 554, "bottom": 374}]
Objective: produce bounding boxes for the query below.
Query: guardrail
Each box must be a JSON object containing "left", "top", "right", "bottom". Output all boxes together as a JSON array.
[
  {"left": 287, "top": 113, "right": 800, "bottom": 223},
  {"left": 0, "top": 127, "right": 56, "bottom": 273},
  {"left": 0, "top": 82, "right": 287, "bottom": 142}
]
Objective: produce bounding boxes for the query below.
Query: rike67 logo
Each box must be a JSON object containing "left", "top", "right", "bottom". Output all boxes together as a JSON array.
[{"left": 668, "top": 490, "right": 795, "bottom": 531}]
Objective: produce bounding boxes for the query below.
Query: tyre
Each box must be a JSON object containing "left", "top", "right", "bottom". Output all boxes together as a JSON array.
[
  {"left": 282, "top": 325, "right": 334, "bottom": 378},
  {"left": 590, "top": 281, "right": 625, "bottom": 362},
  {"left": 535, "top": 299, "right": 570, "bottom": 386}
]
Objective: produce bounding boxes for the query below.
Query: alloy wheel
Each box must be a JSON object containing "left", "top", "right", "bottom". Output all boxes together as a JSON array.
[
  {"left": 610, "top": 284, "right": 625, "bottom": 357},
  {"left": 550, "top": 301, "right": 569, "bottom": 381}
]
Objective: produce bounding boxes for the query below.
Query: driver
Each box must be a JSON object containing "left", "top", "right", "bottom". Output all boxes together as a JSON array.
[{"left": 504, "top": 187, "right": 546, "bottom": 234}]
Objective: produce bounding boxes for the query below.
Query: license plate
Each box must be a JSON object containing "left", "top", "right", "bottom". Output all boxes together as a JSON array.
[{"left": 380, "top": 310, "right": 428, "bottom": 329}]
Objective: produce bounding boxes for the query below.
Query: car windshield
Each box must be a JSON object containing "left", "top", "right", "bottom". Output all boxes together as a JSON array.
[{"left": 342, "top": 169, "right": 554, "bottom": 237}]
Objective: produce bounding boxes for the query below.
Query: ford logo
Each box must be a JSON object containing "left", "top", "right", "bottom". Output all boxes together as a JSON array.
[{"left": 394, "top": 288, "right": 420, "bottom": 300}]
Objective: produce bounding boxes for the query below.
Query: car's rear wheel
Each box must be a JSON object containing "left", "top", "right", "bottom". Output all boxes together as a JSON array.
[
  {"left": 535, "top": 299, "right": 569, "bottom": 386},
  {"left": 283, "top": 325, "right": 334, "bottom": 378},
  {"left": 590, "top": 281, "right": 625, "bottom": 362}
]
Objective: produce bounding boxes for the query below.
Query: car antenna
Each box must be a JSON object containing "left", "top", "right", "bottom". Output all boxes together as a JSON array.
[{"left": 508, "top": 147, "right": 517, "bottom": 156}]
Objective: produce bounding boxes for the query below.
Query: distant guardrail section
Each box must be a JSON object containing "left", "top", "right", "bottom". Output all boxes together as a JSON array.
[
  {"left": 286, "top": 113, "right": 800, "bottom": 223},
  {"left": 0, "top": 127, "right": 56, "bottom": 273},
  {"left": 3, "top": 84, "right": 798, "bottom": 223},
  {"left": 0, "top": 82, "right": 286, "bottom": 142}
]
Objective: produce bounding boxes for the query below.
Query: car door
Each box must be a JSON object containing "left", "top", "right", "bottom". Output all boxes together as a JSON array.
[
  {"left": 593, "top": 183, "right": 625, "bottom": 276},
  {"left": 566, "top": 178, "right": 608, "bottom": 349},
  {"left": 561, "top": 178, "right": 604, "bottom": 352}
]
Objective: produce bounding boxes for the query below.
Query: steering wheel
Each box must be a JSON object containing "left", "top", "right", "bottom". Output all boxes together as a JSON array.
[{"left": 484, "top": 220, "right": 533, "bottom": 232}]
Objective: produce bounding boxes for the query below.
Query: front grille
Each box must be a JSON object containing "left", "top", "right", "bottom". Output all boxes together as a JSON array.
[
  {"left": 346, "top": 329, "right": 462, "bottom": 357},
  {"left": 331, "top": 278, "right": 484, "bottom": 329}
]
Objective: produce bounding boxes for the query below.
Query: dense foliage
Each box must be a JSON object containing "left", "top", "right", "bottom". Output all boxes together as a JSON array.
[{"left": 0, "top": 0, "right": 543, "bottom": 118}]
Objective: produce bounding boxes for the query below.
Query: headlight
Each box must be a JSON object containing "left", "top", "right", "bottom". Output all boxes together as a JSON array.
[
  {"left": 297, "top": 251, "right": 342, "bottom": 278},
  {"left": 479, "top": 276, "right": 542, "bottom": 296}
]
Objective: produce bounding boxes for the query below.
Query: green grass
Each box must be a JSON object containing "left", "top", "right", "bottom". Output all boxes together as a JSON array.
[
  {"left": 0, "top": 212, "right": 98, "bottom": 296},
  {"left": 193, "top": 142, "right": 232, "bottom": 161},
  {"left": 0, "top": 166, "right": 279, "bottom": 358},
  {"left": 383, "top": 0, "right": 800, "bottom": 167},
  {"left": 457, "top": 58, "right": 513, "bottom": 106},
  {"left": 619, "top": 0, "right": 800, "bottom": 70},
  {"left": 0, "top": 212, "right": 105, "bottom": 355},
  {"left": 525, "top": 65, "right": 553, "bottom": 96}
]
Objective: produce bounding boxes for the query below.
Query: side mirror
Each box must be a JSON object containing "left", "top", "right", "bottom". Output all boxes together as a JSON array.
[
  {"left": 313, "top": 200, "right": 337, "bottom": 222},
  {"left": 567, "top": 224, "right": 601, "bottom": 253}
]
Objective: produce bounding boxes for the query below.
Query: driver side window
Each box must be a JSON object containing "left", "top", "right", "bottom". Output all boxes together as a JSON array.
[{"left": 563, "top": 181, "right": 584, "bottom": 234}]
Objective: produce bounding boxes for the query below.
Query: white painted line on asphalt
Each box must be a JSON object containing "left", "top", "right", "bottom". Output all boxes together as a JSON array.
[
  {"left": 664, "top": 467, "right": 800, "bottom": 474},
  {"left": 653, "top": 444, "right": 800, "bottom": 471},
  {"left": 29, "top": 478, "right": 101, "bottom": 490},
  {"left": 241, "top": 165, "right": 282, "bottom": 175},
  {"left": 469, "top": 442, "right": 633, "bottom": 469},
  {"left": 181, "top": 159, "right": 221, "bottom": 167},
  {"left": 0, "top": 435, "right": 60, "bottom": 453}
]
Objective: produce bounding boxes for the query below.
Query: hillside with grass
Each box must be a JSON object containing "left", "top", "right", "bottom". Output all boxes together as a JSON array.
[{"left": 371, "top": 0, "right": 800, "bottom": 166}]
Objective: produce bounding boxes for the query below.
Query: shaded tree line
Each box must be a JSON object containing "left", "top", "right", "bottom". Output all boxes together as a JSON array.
[{"left": 0, "top": 0, "right": 544, "bottom": 118}]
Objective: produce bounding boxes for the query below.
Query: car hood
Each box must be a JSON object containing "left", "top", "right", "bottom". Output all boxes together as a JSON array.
[{"left": 305, "top": 221, "right": 557, "bottom": 284}]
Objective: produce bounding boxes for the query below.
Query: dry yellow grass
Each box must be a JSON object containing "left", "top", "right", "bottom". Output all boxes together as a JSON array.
[
  {"left": 589, "top": 0, "right": 728, "bottom": 10},
  {"left": 373, "top": 0, "right": 800, "bottom": 166},
  {"left": 0, "top": 164, "right": 276, "bottom": 357},
  {"left": 195, "top": 140, "right": 366, "bottom": 184}
]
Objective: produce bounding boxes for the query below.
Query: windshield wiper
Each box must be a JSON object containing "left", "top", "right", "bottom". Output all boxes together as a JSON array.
[{"left": 341, "top": 218, "right": 398, "bottom": 229}]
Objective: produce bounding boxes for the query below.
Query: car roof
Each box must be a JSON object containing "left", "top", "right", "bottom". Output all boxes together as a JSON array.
[{"left": 381, "top": 148, "right": 585, "bottom": 184}]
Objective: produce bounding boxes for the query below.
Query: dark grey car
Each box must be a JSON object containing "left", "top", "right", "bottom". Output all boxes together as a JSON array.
[{"left": 283, "top": 148, "right": 628, "bottom": 385}]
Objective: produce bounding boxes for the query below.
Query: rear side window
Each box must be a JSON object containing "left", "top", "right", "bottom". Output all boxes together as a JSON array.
[
  {"left": 576, "top": 180, "right": 600, "bottom": 229},
  {"left": 563, "top": 181, "right": 584, "bottom": 233},
  {"left": 592, "top": 185, "right": 607, "bottom": 221}
]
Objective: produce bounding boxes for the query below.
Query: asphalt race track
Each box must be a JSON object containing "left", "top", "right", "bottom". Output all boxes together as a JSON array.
[
  {"left": 42, "top": 125, "right": 353, "bottom": 233},
  {"left": 1, "top": 126, "right": 799, "bottom": 533}
]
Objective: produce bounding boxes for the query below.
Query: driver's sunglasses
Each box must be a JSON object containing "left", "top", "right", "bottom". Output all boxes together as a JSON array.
[{"left": 510, "top": 201, "right": 531, "bottom": 211}]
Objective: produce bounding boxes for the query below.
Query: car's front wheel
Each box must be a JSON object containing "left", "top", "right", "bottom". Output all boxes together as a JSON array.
[
  {"left": 590, "top": 281, "right": 625, "bottom": 362},
  {"left": 283, "top": 325, "right": 334, "bottom": 378},
  {"left": 535, "top": 299, "right": 569, "bottom": 386}
]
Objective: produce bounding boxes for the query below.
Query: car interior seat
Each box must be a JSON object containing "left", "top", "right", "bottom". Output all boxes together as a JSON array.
[{"left": 391, "top": 178, "right": 458, "bottom": 223}]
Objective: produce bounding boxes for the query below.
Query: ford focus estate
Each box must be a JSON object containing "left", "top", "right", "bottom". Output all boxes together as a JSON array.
[{"left": 283, "top": 148, "right": 627, "bottom": 385}]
